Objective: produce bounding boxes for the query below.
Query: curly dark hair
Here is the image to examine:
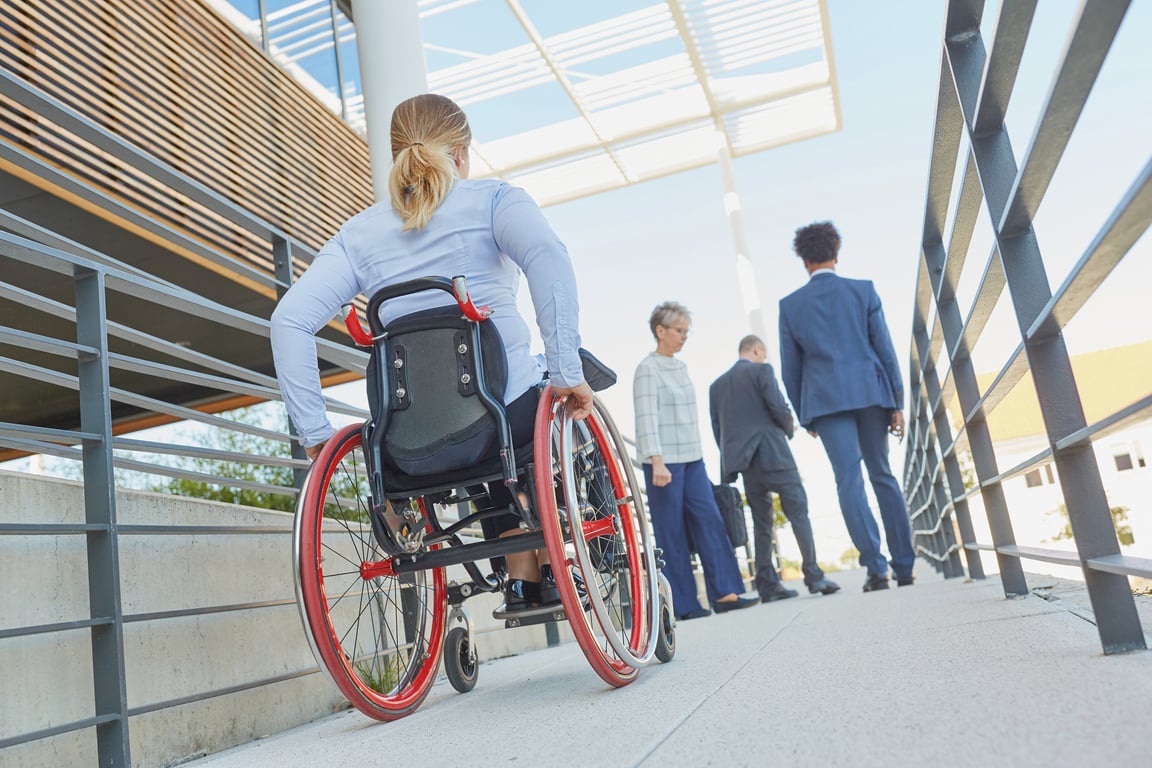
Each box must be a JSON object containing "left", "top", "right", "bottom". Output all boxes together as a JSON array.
[{"left": 792, "top": 221, "right": 841, "bottom": 264}]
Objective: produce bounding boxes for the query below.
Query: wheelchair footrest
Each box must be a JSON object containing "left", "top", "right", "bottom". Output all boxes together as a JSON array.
[{"left": 492, "top": 597, "right": 589, "bottom": 628}]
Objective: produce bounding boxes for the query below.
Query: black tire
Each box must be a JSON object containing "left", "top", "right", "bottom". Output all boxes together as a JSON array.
[
  {"left": 655, "top": 597, "right": 676, "bottom": 663},
  {"left": 444, "top": 626, "right": 478, "bottom": 693}
]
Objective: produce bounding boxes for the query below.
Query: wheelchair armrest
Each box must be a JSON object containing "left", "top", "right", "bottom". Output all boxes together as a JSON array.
[{"left": 578, "top": 348, "right": 617, "bottom": 392}]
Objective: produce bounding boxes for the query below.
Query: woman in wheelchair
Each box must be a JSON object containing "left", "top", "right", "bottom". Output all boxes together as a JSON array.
[
  {"left": 273, "top": 94, "right": 674, "bottom": 719},
  {"left": 271, "top": 93, "right": 593, "bottom": 611}
]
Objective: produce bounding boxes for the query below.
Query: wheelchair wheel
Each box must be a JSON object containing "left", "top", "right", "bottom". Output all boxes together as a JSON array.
[
  {"left": 535, "top": 389, "right": 661, "bottom": 687},
  {"left": 443, "top": 626, "right": 478, "bottom": 693},
  {"left": 294, "top": 423, "right": 447, "bottom": 721}
]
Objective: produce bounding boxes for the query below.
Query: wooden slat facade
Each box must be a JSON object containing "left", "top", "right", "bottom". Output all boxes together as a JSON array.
[{"left": 0, "top": 0, "right": 375, "bottom": 288}]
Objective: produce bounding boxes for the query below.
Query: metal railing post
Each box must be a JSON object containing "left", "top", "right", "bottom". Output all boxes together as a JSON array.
[
  {"left": 909, "top": 0, "right": 1150, "bottom": 653},
  {"left": 947, "top": 0, "right": 1144, "bottom": 651},
  {"left": 273, "top": 234, "right": 311, "bottom": 490},
  {"left": 75, "top": 265, "right": 131, "bottom": 767}
]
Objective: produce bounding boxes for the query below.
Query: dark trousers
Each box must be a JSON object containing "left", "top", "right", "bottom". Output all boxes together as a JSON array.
[
  {"left": 743, "top": 461, "right": 824, "bottom": 594},
  {"left": 644, "top": 459, "right": 746, "bottom": 616},
  {"left": 812, "top": 406, "right": 915, "bottom": 579}
]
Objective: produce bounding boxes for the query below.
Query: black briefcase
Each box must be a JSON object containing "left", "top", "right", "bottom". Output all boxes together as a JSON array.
[
  {"left": 713, "top": 483, "right": 748, "bottom": 548},
  {"left": 686, "top": 484, "right": 748, "bottom": 552}
]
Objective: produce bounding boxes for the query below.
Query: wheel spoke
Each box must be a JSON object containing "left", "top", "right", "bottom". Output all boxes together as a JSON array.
[{"left": 294, "top": 424, "right": 446, "bottom": 720}]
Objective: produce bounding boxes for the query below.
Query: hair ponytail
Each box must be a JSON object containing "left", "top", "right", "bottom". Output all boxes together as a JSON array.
[{"left": 387, "top": 94, "right": 472, "bottom": 231}]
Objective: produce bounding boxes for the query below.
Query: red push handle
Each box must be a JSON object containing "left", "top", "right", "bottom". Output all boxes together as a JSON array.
[
  {"left": 342, "top": 304, "right": 374, "bottom": 346},
  {"left": 452, "top": 276, "right": 492, "bottom": 322},
  {"left": 345, "top": 275, "right": 491, "bottom": 347}
]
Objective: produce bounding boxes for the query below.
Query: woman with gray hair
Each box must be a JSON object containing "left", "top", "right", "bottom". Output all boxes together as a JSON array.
[{"left": 633, "top": 301, "right": 758, "bottom": 620}]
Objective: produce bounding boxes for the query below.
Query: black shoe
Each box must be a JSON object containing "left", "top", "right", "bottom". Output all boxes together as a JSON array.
[
  {"left": 760, "top": 584, "right": 799, "bottom": 602},
  {"left": 862, "top": 574, "right": 890, "bottom": 592},
  {"left": 807, "top": 578, "right": 841, "bottom": 595},
  {"left": 712, "top": 595, "right": 760, "bottom": 613},
  {"left": 895, "top": 573, "right": 915, "bottom": 587},
  {"left": 678, "top": 607, "right": 712, "bottom": 621},
  {"left": 538, "top": 564, "right": 586, "bottom": 605},
  {"left": 503, "top": 579, "right": 541, "bottom": 610}
]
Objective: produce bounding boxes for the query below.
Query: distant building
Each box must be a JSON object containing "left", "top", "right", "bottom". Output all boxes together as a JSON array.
[{"left": 959, "top": 340, "right": 1152, "bottom": 563}]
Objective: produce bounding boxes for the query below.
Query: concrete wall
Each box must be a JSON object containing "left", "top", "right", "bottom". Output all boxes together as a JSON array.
[{"left": 0, "top": 470, "right": 568, "bottom": 768}]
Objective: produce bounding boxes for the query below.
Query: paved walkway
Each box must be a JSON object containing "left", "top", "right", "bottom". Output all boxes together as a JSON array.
[{"left": 186, "top": 570, "right": 1152, "bottom": 768}]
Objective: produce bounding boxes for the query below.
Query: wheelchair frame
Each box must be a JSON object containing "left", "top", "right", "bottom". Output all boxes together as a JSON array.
[{"left": 291, "top": 275, "right": 675, "bottom": 721}]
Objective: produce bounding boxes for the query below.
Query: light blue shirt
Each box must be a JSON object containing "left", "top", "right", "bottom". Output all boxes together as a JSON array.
[{"left": 271, "top": 179, "right": 584, "bottom": 447}]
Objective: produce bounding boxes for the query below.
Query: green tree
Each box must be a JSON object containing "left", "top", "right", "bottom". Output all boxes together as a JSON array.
[
  {"left": 737, "top": 489, "right": 787, "bottom": 528},
  {"left": 1045, "top": 503, "right": 1134, "bottom": 546},
  {"left": 151, "top": 406, "right": 297, "bottom": 512}
]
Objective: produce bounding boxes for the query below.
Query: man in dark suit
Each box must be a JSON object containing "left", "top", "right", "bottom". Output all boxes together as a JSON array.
[
  {"left": 709, "top": 335, "right": 840, "bottom": 601},
  {"left": 778, "top": 221, "right": 915, "bottom": 592}
]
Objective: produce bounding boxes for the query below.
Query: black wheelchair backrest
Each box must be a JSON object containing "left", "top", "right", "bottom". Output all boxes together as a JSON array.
[{"left": 368, "top": 304, "right": 509, "bottom": 477}]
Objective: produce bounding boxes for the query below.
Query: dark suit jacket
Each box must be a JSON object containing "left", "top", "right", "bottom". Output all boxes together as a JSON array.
[
  {"left": 709, "top": 359, "right": 797, "bottom": 483},
  {"left": 778, "top": 272, "right": 903, "bottom": 429}
]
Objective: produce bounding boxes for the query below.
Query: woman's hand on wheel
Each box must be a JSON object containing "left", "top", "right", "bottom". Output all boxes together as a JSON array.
[
  {"left": 552, "top": 381, "right": 595, "bottom": 421},
  {"left": 305, "top": 440, "right": 328, "bottom": 461}
]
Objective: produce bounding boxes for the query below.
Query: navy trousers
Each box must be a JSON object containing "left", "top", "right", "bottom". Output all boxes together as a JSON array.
[
  {"left": 812, "top": 406, "right": 915, "bottom": 579},
  {"left": 644, "top": 459, "right": 747, "bottom": 615}
]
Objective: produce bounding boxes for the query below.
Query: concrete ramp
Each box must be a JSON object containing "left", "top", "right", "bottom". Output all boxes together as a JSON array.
[{"left": 185, "top": 571, "right": 1152, "bottom": 768}]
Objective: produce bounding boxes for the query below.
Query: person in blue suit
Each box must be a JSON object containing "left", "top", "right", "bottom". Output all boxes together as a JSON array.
[{"left": 778, "top": 221, "right": 915, "bottom": 591}]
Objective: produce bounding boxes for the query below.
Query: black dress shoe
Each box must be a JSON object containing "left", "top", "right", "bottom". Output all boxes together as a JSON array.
[
  {"left": 807, "top": 578, "right": 841, "bottom": 595},
  {"left": 678, "top": 607, "right": 712, "bottom": 621},
  {"left": 712, "top": 595, "right": 759, "bottom": 613},
  {"left": 862, "top": 574, "right": 890, "bottom": 592},
  {"left": 760, "top": 584, "right": 799, "bottom": 602},
  {"left": 895, "top": 574, "right": 915, "bottom": 587}
]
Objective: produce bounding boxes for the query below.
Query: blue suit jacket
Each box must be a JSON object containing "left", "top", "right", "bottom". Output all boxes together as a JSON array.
[{"left": 778, "top": 272, "right": 903, "bottom": 429}]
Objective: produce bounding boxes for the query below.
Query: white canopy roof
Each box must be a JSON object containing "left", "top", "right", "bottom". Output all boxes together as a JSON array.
[
  {"left": 420, "top": 0, "right": 840, "bottom": 205},
  {"left": 213, "top": 0, "right": 840, "bottom": 207}
]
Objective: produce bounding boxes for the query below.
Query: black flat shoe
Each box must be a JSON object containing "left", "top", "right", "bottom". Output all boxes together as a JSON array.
[
  {"left": 862, "top": 574, "right": 890, "bottom": 592},
  {"left": 807, "top": 578, "right": 841, "bottom": 595},
  {"left": 538, "top": 564, "right": 586, "bottom": 605},
  {"left": 712, "top": 596, "right": 759, "bottom": 613},
  {"left": 503, "top": 578, "right": 541, "bottom": 611},
  {"left": 895, "top": 574, "right": 915, "bottom": 587},
  {"left": 678, "top": 607, "right": 712, "bottom": 621}
]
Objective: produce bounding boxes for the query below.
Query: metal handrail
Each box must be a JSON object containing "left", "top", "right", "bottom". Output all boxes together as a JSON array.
[
  {"left": 0, "top": 193, "right": 365, "bottom": 765},
  {"left": 903, "top": 0, "right": 1149, "bottom": 655}
]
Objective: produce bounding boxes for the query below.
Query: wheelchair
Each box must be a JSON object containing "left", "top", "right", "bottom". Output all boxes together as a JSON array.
[{"left": 292, "top": 276, "right": 676, "bottom": 721}]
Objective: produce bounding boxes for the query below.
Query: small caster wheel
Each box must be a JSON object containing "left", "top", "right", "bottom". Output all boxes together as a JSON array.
[
  {"left": 655, "top": 597, "right": 676, "bottom": 663},
  {"left": 444, "top": 626, "right": 478, "bottom": 692}
]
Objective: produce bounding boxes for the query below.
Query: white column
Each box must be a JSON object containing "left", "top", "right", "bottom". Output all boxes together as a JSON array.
[
  {"left": 717, "top": 143, "right": 773, "bottom": 362},
  {"left": 351, "top": 0, "right": 428, "bottom": 201}
]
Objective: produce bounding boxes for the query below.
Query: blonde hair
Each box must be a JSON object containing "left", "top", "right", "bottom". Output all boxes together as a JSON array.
[
  {"left": 388, "top": 94, "right": 472, "bottom": 231},
  {"left": 648, "top": 301, "right": 691, "bottom": 340}
]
